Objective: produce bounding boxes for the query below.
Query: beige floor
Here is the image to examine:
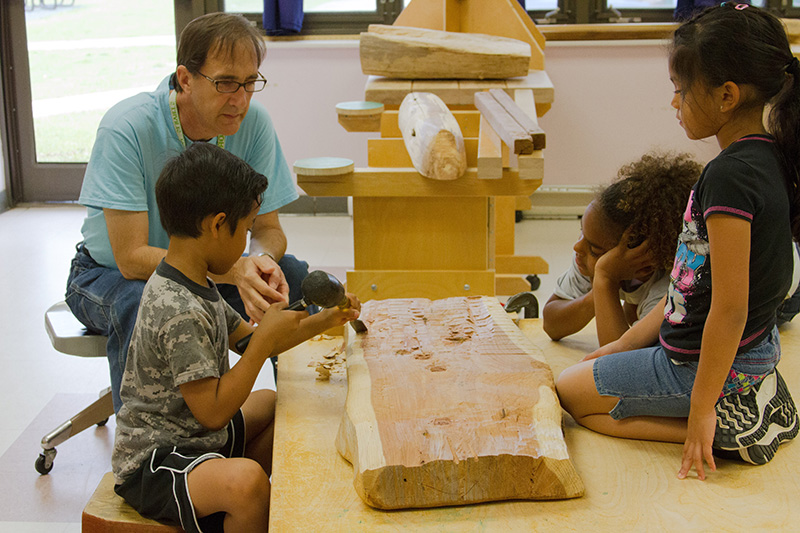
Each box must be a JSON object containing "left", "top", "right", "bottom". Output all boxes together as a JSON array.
[{"left": 0, "top": 204, "right": 580, "bottom": 531}]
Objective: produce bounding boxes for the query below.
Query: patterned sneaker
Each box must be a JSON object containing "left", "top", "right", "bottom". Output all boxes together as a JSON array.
[{"left": 713, "top": 369, "right": 799, "bottom": 465}]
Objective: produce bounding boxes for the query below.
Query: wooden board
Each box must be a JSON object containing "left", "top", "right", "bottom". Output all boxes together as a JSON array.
[
  {"left": 335, "top": 297, "right": 583, "bottom": 509},
  {"left": 398, "top": 92, "right": 467, "bottom": 180},
  {"left": 296, "top": 167, "right": 542, "bottom": 198},
  {"left": 365, "top": 71, "right": 554, "bottom": 107},
  {"left": 474, "top": 91, "right": 533, "bottom": 155},
  {"left": 270, "top": 319, "right": 800, "bottom": 531},
  {"left": 368, "top": 137, "right": 478, "bottom": 168},
  {"left": 360, "top": 24, "right": 531, "bottom": 80},
  {"left": 393, "top": 0, "right": 545, "bottom": 70}
]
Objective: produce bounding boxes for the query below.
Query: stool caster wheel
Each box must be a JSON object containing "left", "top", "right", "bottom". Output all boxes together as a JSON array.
[
  {"left": 526, "top": 274, "right": 541, "bottom": 291},
  {"left": 515, "top": 210, "right": 524, "bottom": 223},
  {"left": 35, "top": 449, "right": 56, "bottom": 475}
]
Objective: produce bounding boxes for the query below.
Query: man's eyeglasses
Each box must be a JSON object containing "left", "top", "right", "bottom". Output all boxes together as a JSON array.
[{"left": 197, "top": 71, "right": 268, "bottom": 93}]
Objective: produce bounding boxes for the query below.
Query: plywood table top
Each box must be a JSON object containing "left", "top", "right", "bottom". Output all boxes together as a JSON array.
[{"left": 270, "top": 319, "right": 800, "bottom": 531}]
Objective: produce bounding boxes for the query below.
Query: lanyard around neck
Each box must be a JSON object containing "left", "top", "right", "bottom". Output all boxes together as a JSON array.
[{"left": 169, "top": 90, "right": 225, "bottom": 150}]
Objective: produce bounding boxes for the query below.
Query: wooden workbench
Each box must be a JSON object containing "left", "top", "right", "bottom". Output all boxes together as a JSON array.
[{"left": 270, "top": 318, "right": 800, "bottom": 531}]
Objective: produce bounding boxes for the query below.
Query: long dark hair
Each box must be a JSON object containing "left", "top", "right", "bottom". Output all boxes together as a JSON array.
[{"left": 670, "top": 3, "right": 800, "bottom": 240}]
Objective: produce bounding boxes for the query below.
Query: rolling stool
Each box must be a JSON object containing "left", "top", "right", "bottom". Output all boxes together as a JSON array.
[{"left": 36, "top": 301, "right": 114, "bottom": 475}]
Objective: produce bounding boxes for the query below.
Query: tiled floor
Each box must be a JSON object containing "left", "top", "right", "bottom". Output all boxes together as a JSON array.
[{"left": 0, "top": 204, "right": 579, "bottom": 531}]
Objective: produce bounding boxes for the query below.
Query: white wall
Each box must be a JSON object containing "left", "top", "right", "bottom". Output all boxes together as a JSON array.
[{"left": 252, "top": 38, "right": 722, "bottom": 195}]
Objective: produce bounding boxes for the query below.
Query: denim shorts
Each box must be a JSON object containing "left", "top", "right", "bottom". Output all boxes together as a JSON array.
[{"left": 593, "top": 327, "right": 781, "bottom": 420}]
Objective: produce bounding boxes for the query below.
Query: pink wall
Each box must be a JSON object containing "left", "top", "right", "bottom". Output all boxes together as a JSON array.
[{"left": 253, "top": 39, "right": 722, "bottom": 194}]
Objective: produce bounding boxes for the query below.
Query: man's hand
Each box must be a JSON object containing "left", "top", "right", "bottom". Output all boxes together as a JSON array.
[{"left": 233, "top": 254, "right": 290, "bottom": 323}]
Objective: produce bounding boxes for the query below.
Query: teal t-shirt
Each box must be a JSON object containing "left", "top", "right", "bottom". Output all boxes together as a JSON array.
[{"left": 78, "top": 75, "right": 298, "bottom": 269}]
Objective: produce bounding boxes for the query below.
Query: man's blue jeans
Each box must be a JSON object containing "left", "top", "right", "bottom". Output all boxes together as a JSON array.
[{"left": 65, "top": 243, "right": 310, "bottom": 413}]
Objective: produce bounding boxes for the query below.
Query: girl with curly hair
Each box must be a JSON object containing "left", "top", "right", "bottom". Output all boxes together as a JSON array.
[{"left": 543, "top": 151, "right": 701, "bottom": 346}]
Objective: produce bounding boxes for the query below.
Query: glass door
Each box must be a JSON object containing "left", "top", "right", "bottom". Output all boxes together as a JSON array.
[{"left": 4, "top": 0, "right": 176, "bottom": 202}]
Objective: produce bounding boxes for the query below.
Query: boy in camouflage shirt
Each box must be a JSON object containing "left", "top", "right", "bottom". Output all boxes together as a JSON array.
[{"left": 111, "top": 143, "right": 360, "bottom": 532}]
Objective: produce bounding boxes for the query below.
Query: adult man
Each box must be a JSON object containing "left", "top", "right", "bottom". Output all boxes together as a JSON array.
[{"left": 66, "top": 12, "right": 306, "bottom": 412}]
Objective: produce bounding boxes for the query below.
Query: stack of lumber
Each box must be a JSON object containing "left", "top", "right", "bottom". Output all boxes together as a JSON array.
[
  {"left": 360, "top": 24, "right": 532, "bottom": 80},
  {"left": 335, "top": 296, "right": 584, "bottom": 509}
]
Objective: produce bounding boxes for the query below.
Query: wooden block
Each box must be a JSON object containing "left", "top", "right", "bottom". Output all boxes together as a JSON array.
[
  {"left": 477, "top": 116, "right": 502, "bottom": 180},
  {"left": 364, "top": 76, "right": 413, "bottom": 106},
  {"left": 335, "top": 296, "right": 583, "bottom": 509},
  {"left": 360, "top": 24, "right": 531, "bottom": 80},
  {"left": 352, "top": 196, "right": 489, "bottom": 271},
  {"left": 368, "top": 138, "right": 478, "bottom": 168},
  {"left": 474, "top": 92, "right": 533, "bottom": 155},
  {"left": 495, "top": 274, "right": 534, "bottom": 296},
  {"left": 517, "top": 150, "right": 544, "bottom": 180},
  {"left": 296, "top": 167, "right": 542, "bottom": 198},
  {"left": 411, "top": 79, "right": 462, "bottom": 106},
  {"left": 336, "top": 101, "right": 384, "bottom": 132},
  {"left": 346, "top": 271, "right": 496, "bottom": 301},
  {"left": 293, "top": 157, "right": 354, "bottom": 176},
  {"left": 366, "top": 71, "right": 554, "bottom": 108},
  {"left": 494, "top": 196, "right": 517, "bottom": 256},
  {"left": 398, "top": 92, "right": 467, "bottom": 180},
  {"left": 516, "top": 195, "right": 532, "bottom": 211},
  {"left": 83, "top": 472, "right": 183, "bottom": 532},
  {"left": 381, "top": 110, "right": 480, "bottom": 139},
  {"left": 495, "top": 254, "right": 549, "bottom": 275},
  {"left": 489, "top": 88, "right": 545, "bottom": 150}
]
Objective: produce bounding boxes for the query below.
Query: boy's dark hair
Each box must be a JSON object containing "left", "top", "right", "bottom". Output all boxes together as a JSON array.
[
  {"left": 670, "top": 4, "right": 800, "bottom": 241},
  {"left": 597, "top": 151, "right": 702, "bottom": 271},
  {"left": 156, "top": 143, "right": 268, "bottom": 238},
  {"left": 173, "top": 12, "right": 266, "bottom": 93}
]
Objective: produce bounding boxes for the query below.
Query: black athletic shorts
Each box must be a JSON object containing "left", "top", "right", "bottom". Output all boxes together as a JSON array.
[{"left": 114, "top": 410, "right": 246, "bottom": 533}]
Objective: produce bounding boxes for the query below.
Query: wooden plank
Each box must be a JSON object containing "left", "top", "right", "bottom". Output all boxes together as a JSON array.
[
  {"left": 381, "top": 109, "right": 480, "bottom": 139},
  {"left": 335, "top": 297, "right": 583, "bottom": 509},
  {"left": 352, "top": 196, "right": 489, "bottom": 271},
  {"left": 296, "top": 167, "right": 543, "bottom": 198},
  {"left": 365, "top": 71, "right": 554, "bottom": 107},
  {"left": 518, "top": 150, "right": 544, "bottom": 180},
  {"left": 477, "top": 116, "right": 502, "bottom": 179},
  {"left": 496, "top": 254, "right": 549, "bottom": 275},
  {"left": 460, "top": 0, "right": 545, "bottom": 70},
  {"left": 360, "top": 24, "right": 531, "bottom": 80},
  {"left": 489, "top": 88, "right": 545, "bottom": 150},
  {"left": 474, "top": 91, "right": 533, "bottom": 155},
  {"left": 368, "top": 138, "right": 478, "bottom": 168},
  {"left": 495, "top": 274, "right": 534, "bottom": 296},
  {"left": 398, "top": 92, "right": 467, "bottom": 180},
  {"left": 271, "top": 318, "right": 800, "bottom": 530},
  {"left": 346, "top": 271, "right": 496, "bottom": 301},
  {"left": 494, "top": 196, "right": 517, "bottom": 256}
]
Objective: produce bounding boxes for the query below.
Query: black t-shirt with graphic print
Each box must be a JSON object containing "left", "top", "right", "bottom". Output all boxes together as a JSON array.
[{"left": 660, "top": 135, "right": 793, "bottom": 362}]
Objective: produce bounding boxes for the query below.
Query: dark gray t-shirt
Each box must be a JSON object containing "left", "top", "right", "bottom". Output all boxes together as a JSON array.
[{"left": 112, "top": 261, "right": 242, "bottom": 483}]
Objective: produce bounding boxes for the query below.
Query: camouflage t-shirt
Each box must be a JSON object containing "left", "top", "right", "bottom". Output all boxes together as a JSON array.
[{"left": 112, "top": 260, "right": 242, "bottom": 484}]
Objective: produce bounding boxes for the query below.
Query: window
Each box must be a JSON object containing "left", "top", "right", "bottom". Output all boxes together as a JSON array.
[{"left": 220, "top": 0, "right": 800, "bottom": 29}]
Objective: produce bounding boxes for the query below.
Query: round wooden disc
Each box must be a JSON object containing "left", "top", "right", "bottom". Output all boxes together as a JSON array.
[
  {"left": 335, "top": 101, "right": 384, "bottom": 117},
  {"left": 293, "top": 157, "right": 355, "bottom": 176}
]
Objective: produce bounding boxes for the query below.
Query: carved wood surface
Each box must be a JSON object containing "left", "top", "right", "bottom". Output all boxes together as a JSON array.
[
  {"left": 360, "top": 24, "right": 531, "bottom": 80},
  {"left": 335, "top": 296, "right": 583, "bottom": 509},
  {"left": 398, "top": 92, "right": 467, "bottom": 180}
]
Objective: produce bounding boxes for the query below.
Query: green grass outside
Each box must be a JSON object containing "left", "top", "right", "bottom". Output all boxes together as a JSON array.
[{"left": 26, "top": 0, "right": 175, "bottom": 162}]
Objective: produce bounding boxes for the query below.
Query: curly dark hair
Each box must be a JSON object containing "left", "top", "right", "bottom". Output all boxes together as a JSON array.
[{"left": 597, "top": 151, "right": 702, "bottom": 271}]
